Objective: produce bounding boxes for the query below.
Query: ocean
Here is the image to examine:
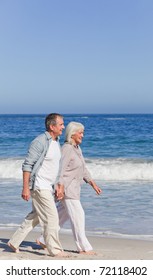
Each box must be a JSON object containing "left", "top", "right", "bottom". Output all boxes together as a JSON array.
[{"left": 1, "top": 114, "right": 153, "bottom": 241}]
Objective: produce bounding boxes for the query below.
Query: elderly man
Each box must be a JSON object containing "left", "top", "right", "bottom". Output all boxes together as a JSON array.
[{"left": 8, "top": 113, "right": 67, "bottom": 257}]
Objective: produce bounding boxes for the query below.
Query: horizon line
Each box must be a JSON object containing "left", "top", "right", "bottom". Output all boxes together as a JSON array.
[{"left": 1, "top": 113, "right": 153, "bottom": 115}]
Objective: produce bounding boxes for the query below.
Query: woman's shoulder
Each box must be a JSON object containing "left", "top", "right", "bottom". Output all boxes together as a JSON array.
[{"left": 62, "top": 142, "right": 73, "bottom": 151}]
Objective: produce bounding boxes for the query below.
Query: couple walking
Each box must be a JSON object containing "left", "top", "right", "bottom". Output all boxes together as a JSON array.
[{"left": 8, "top": 113, "right": 102, "bottom": 257}]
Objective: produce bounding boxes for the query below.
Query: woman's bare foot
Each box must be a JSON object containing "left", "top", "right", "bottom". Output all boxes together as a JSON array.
[
  {"left": 54, "top": 251, "right": 71, "bottom": 258},
  {"left": 7, "top": 242, "right": 19, "bottom": 253},
  {"left": 79, "top": 250, "right": 97, "bottom": 255},
  {"left": 36, "top": 239, "right": 46, "bottom": 249}
]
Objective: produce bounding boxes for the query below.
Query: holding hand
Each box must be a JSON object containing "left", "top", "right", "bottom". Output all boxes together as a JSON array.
[{"left": 55, "top": 184, "right": 65, "bottom": 200}]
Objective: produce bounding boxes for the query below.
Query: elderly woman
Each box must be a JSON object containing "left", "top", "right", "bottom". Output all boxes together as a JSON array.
[{"left": 37, "top": 121, "right": 102, "bottom": 254}]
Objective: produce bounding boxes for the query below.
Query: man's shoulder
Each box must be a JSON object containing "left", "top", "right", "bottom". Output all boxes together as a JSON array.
[{"left": 32, "top": 132, "right": 47, "bottom": 144}]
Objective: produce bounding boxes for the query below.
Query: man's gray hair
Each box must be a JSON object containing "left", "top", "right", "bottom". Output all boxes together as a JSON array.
[
  {"left": 45, "top": 113, "right": 63, "bottom": 131},
  {"left": 65, "top": 121, "right": 84, "bottom": 144}
]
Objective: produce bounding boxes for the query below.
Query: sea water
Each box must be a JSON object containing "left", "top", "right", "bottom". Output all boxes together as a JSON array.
[{"left": 1, "top": 114, "right": 153, "bottom": 240}]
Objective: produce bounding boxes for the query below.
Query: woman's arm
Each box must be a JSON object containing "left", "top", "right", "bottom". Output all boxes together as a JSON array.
[{"left": 88, "top": 179, "right": 102, "bottom": 195}]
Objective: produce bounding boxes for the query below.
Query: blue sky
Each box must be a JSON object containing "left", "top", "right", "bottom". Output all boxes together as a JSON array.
[{"left": 0, "top": 0, "right": 153, "bottom": 114}]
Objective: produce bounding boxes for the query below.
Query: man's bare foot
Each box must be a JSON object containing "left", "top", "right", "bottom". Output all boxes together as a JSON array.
[
  {"left": 7, "top": 242, "right": 19, "bottom": 253},
  {"left": 54, "top": 251, "right": 71, "bottom": 258},
  {"left": 79, "top": 250, "right": 97, "bottom": 255},
  {"left": 36, "top": 239, "right": 46, "bottom": 249}
]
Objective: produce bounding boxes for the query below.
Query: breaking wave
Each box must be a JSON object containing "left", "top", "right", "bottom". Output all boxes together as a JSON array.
[{"left": 1, "top": 157, "right": 153, "bottom": 181}]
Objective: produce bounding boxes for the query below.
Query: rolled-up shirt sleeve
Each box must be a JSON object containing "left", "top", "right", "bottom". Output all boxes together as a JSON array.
[
  {"left": 78, "top": 147, "right": 92, "bottom": 183},
  {"left": 22, "top": 139, "right": 44, "bottom": 172}
]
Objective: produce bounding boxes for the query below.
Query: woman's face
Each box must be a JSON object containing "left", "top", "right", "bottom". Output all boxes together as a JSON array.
[{"left": 71, "top": 129, "right": 84, "bottom": 145}]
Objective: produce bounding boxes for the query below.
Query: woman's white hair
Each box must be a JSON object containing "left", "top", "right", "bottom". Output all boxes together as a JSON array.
[{"left": 65, "top": 121, "right": 84, "bottom": 144}]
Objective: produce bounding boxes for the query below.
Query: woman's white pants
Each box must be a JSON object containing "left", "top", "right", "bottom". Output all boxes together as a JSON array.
[{"left": 39, "top": 199, "right": 93, "bottom": 252}]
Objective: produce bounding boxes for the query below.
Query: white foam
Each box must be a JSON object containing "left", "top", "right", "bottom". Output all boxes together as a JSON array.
[
  {"left": 1, "top": 223, "right": 153, "bottom": 241},
  {"left": 1, "top": 157, "right": 153, "bottom": 181},
  {"left": 0, "top": 158, "right": 23, "bottom": 179},
  {"left": 86, "top": 158, "right": 153, "bottom": 181}
]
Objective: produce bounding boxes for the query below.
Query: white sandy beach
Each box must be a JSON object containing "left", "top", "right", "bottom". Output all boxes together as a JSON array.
[{"left": 0, "top": 229, "right": 153, "bottom": 260}]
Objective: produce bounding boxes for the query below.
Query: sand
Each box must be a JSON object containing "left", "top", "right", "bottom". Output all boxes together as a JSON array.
[{"left": 0, "top": 229, "right": 153, "bottom": 260}]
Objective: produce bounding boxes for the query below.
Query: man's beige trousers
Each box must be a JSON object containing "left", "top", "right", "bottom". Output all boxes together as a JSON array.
[{"left": 8, "top": 189, "right": 63, "bottom": 256}]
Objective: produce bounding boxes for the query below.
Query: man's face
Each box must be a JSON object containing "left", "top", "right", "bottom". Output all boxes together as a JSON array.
[{"left": 51, "top": 117, "right": 65, "bottom": 138}]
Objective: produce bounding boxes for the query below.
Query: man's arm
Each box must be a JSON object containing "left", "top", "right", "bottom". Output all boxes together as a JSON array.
[{"left": 22, "top": 171, "right": 31, "bottom": 201}]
